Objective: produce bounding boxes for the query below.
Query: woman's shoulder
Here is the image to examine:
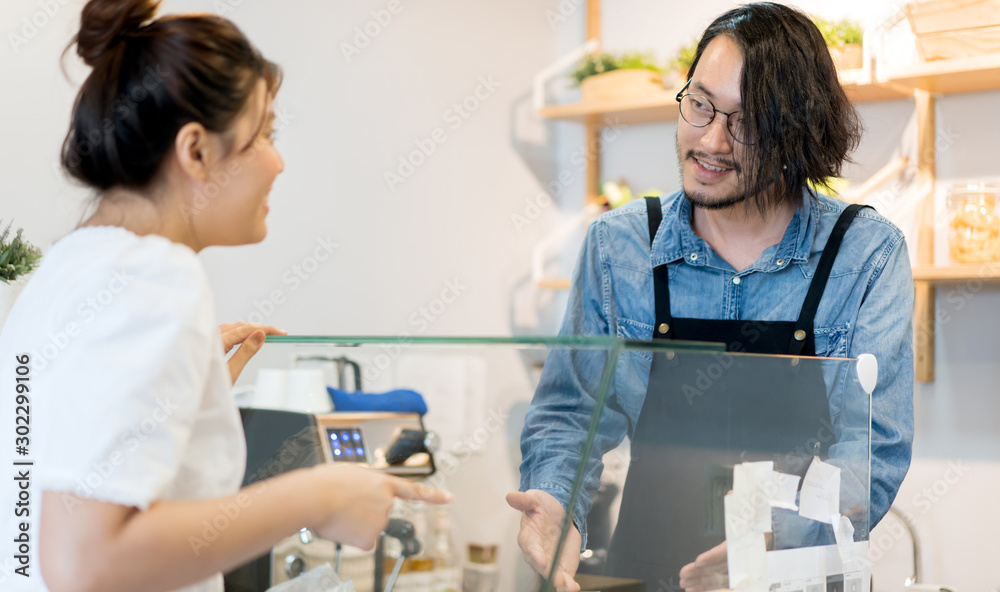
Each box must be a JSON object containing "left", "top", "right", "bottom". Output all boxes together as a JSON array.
[
  {"left": 47, "top": 226, "right": 208, "bottom": 296},
  {"left": 10, "top": 227, "right": 212, "bottom": 337}
]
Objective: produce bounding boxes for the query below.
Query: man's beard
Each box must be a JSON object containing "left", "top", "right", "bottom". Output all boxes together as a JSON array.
[{"left": 677, "top": 146, "right": 748, "bottom": 210}]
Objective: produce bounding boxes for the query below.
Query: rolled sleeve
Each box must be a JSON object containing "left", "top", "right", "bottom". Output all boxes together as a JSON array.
[
  {"left": 849, "top": 229, "right": 914, "bottom": 527},
  {"left": 519, "top": 222, "right": 630, "bottom": 549}
]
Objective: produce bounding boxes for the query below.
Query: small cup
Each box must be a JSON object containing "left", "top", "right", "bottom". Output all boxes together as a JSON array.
[
  {"left": 285, "top": 368, "right": 333, "bottom": 413},
  {"left": 253, "top": 369, "right": 288, "bottom": 409}
]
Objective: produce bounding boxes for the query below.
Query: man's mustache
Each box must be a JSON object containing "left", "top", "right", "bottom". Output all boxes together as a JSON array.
[{"left": 686, "top": 150, "right": 741, "bottom": 174}]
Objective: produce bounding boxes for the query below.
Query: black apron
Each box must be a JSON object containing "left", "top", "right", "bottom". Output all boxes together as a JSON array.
[{"left": 604, "top": 197, "right": 869, "bottom": 588}]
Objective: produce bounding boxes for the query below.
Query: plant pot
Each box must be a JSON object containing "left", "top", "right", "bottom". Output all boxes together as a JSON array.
[
  {"left": 580, "top": 69, "right": 665, "bottom": 102},
  {"left": 828, "top": 43, "right": 863, "bottom": 70},
  {"left": 662, "top": 69, "right": 688, "bottom": 92},
  {"left": 0, "top": 280, "right": 24, "bottom": 330}
]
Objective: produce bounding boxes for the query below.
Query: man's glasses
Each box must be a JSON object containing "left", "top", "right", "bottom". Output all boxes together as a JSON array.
[{"left": 675, "top": 79, "right": 754, "bottom": 145}]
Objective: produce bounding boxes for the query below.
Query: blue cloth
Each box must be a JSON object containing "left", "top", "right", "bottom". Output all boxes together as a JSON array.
[
  {"left": 518, "top": 189, "right": 914, "bottom": 549},
  {"left": 327, "top": 387, "right": 428, "bottom": 416}
]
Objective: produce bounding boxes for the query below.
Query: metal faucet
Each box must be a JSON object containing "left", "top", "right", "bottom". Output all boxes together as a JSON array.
[
  {"left": 886, "top": 506, "right": 955, "bottom": 592},
  {"left": 886, "top": 506, "right": 922, "bottom": 586}
]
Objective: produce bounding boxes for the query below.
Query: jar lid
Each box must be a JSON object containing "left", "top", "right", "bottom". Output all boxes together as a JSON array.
[
  {"left": 468, "top": 543, "right": 499, "bottom": 564},
  {"left": 947, "top": 182, "right": 1000, "bottom": 197}
]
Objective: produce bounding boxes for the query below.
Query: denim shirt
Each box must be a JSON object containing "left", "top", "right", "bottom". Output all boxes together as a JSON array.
[{"left": 518, "top": 189, "right": 914, "bottom": 549}]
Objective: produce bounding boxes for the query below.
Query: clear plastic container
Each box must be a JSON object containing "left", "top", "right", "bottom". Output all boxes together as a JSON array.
[
  {"left": 462, "top": 544, "right": 499, "bottom": 592},
  {"left": 947, "top": 183, "right": 1000, "bottom": 263}
]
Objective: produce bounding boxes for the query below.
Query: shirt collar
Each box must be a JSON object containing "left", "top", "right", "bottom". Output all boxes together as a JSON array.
[{"left": 650, "top": 188, "right": 818, "bottom": 270}]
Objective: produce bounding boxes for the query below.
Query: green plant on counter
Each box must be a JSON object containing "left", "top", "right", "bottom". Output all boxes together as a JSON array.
[
  {"left": 808, "top": 176, "right": 851, "bottom": 198},
  {"left": 569, "top": 51, "right": 662, "bottom": 87},
  {"left": 812, "top": 15, "right": 864, "bottom": 47},
  {"left": 602, "top": 180, "right": 662, "bottom": 210},
  {"left": 0, "top": 221, "right": 42, "bottom": 284},
  {"left": 668, "top": 39, "right": 700, "bottom": 77}
]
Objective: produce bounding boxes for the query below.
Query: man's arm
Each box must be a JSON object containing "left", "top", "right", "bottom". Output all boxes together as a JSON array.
[
  {"left": 512, "top": 220, "right": 632, "bottom": 587},
  {"left": 847, "top": 228, "right": 914, "bottom": 526},
  {"left": 772, "top": 226, "right": 914, "bottom": 550}
]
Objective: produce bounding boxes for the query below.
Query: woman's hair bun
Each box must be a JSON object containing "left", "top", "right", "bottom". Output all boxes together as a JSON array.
[{"left": 75, "top": 0, "right": 160, "bottom": 67}]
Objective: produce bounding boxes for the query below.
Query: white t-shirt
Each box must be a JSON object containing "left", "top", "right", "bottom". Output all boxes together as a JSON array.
[{"left": 0, "top": 226, "right": 246, "bottom": 592}]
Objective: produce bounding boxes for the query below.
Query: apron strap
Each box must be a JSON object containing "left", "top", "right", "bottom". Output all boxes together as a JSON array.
[
  {"left": 788, "top": 203, "right": 873, "bottom": 355},
  {"left": 645, "top": 196, "right": 673, "bottom": 340}
]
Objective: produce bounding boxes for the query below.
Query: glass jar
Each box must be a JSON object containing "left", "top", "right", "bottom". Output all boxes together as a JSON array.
[{"left": 947, "top": 183, "right": 1000, "bottom": 263}]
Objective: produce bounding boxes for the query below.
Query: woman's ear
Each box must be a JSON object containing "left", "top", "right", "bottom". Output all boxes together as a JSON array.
[{"left": 174, "top": 122, "right": 214, "bottom": 181}]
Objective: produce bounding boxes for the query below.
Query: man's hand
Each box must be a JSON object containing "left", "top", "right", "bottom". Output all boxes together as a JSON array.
[
  {"left": 678, "top": 541, "right": 729, "bottom": 592},
  {"left": 219, "top": 322, "right": 287, "bottom": 383},
  {"left": 506, "top": 490, "right": 581, "bottom": 592}
]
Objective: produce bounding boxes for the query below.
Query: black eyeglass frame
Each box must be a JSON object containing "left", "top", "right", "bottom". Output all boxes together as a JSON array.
[{"left": 674, "top": 79, "right": 754, "bottom": 146}]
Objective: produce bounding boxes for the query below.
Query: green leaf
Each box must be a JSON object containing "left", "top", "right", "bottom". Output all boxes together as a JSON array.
[{"left": 0, "top": 220, "right": 42, "bottom": 282}]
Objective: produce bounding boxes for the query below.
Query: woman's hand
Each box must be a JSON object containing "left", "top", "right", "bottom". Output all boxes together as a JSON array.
[
  {"left": 305, "top": 464, "right": 452, "bottom": 550},
  {"left": 219, "top": 322, "right": 287, "bottom": 383}
]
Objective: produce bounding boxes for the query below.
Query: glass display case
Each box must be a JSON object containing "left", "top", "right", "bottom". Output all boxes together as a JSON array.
[{"left": 228, "top": 336, "right": 872, "bottom": 592}]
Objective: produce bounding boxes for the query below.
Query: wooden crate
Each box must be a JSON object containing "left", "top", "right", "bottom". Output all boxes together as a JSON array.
[
  {"left": 580, "top": 69, "right": 665, "bottom": 102},
  {"left": 906, "top": 0, "right": 1000, "bottom": 60}
]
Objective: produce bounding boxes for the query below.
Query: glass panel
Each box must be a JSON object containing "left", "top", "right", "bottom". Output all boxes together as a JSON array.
[
  {"left": 228, "top": 336, "right": 866, "bottom": 592},
  {"left": 550, "top": 344, "right": 872, "bottom": 592},
  {"left": 229, "top": 335, "right": 723, "bottom": 592}
]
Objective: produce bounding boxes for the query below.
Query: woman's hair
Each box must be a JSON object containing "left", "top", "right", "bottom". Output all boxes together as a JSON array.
[
  {"left": 62, "top": 0, "right": 282, "bottom": 191},
  {"left": 686, "top": 2, "right": 863, "bottom": 212}
]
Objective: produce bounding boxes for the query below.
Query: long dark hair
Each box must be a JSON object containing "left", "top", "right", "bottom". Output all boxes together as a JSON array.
[
  {"left": 62, "top": 0, "right": 282, "bottom": 191},
  {"left": 687, "top": 2, "right": 862, "bottom": 212}
]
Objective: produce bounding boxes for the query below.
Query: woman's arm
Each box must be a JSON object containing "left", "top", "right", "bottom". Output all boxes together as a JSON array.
[{"left": 41, "top": 464, "right": 449, "bottom": 592}]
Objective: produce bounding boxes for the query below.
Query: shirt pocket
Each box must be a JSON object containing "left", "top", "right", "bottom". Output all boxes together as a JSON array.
[
  {"left": 615, "top": 317, "right": 654, "bottom": 361},
  {"left": 613, "top": 318, "right": 654, "bottom": 427},
  {"left": 813, "top": 323, "right": 850, "bottom": 358}
]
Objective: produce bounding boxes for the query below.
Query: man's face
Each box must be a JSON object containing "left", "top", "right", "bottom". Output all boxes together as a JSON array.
[{"left": 676, "top": 35, "right": 748, "bottom": 210}]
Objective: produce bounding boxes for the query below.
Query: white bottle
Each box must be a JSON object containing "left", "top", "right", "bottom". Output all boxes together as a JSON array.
[{"left": 429, "top": 505, "right": 462, "bottom": 592}]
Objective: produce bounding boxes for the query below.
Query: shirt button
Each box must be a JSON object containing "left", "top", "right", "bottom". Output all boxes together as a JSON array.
[
  {"left": 732, "top": 277, "right": 742, "bottom": 285},
  {"left": 690, "top": 253, "right": 698, "bottom": 261},
  {"left": 776, "top": 259, "right": 785, "bottom": 265}
]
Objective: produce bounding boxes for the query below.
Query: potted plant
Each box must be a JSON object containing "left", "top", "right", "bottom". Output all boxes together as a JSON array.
[
  {"left": 569, "top": 51, "right": 665, "bottom": 102},
  {"left": 0, "top": 221, "right": 42, "bottom": 326},
  {"left": 813, "top": 16, "right": 865, "bottom": 70},
  {"left": 665, "top": 39, "right": 699, "bottom": 90}
]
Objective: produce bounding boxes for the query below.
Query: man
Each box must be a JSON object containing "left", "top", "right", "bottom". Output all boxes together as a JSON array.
[{"left": 508, "top": 3, "right": 914, "bottom": 591}]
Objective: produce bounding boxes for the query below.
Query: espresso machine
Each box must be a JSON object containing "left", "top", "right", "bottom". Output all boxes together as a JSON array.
[{"left": 223, "top": 407, "right": 437, "bottom": 592}]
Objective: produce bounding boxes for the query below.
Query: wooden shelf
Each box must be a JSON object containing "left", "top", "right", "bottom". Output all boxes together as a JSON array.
[
  {"left": 839, "top": 68, "right": 913, "bottom": 102},
  {"left": 912, "top": 263, "right": 1000, "bottom": 283},
  {"left": 537, "top": 278, "right": 572, "bottom": 290},
  {"left": 882, "top": 53, "right": 1000, "bottom": 95},
  {"left": 538, "top": 56, "right": 1000, "bottom": 126},
  {"left": 539, "top": 90, "right": 680, "bottom": 126},
  {"left": 539, "top": 69, "right": 910, "bottom": 126}
]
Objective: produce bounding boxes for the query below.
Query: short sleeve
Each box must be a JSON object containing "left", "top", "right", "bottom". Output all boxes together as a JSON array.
[{"left": 35, "top": 245, "right": 217, "bottom": 510}]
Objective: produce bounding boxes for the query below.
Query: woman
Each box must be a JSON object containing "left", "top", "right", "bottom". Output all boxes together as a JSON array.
[{"left": 0, "top": 1, "right": 449, "bottom": 591}]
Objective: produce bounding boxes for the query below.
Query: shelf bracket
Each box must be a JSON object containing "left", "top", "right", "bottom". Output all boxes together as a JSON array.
[{"left": 914, "top": 90, "right": 936, "bottom": 383}]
